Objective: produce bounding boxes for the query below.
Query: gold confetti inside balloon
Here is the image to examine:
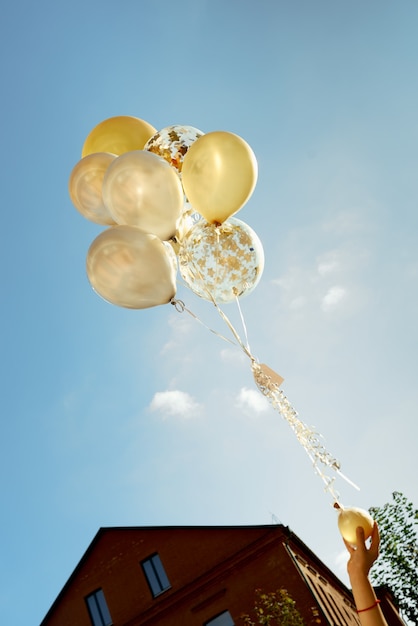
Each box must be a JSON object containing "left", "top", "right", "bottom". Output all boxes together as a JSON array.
[
  {"left": 86, "top": 225, "right": 177, "bottom": 309},
  {"left": 335, "top": 504, "right": 374, "bottom": 545},
  {"left": 145, "top": 125, "right": 204, "bottom": 174},
  {"left": 102, "top": 150, "right": 184, "bottom": 241},
  {"left": 68, "top": 152, "right": 117, "bottom": 225},
  {"left": 82, "top": 116, "right": 157, "bottom": 158},
  {"left": 181, "top": 131, "right": 258, "bottom": 224},
  {"left": 178, "top": 217, "right": 264, "bottom": 303}
]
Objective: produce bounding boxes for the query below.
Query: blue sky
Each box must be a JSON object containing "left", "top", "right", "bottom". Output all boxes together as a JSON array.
[{"left": 1, "top": 1, "right": 418, "bottom": 624}]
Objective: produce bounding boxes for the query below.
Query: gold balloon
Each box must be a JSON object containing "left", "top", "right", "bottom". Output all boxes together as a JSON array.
[
  {"left": 86, "top": 226, "right": 177, "bottom": 309},
  {"left": 336, "top": 505, "right": 374, "bottom": 545},
  {"left": 82, "top": 116, "right": 157, "bottom": 158},
  {"left": 102, "top": 150, "right": 184, "bottom": 241},
  {"left": 181, "top": 131, "right": 258, "bottom": 224},
  {"left": 68, "top": 152, "right": 117, "bottom": 225},
  {"left": 178, "top": 217, "right": 264, "bottom": 303}
]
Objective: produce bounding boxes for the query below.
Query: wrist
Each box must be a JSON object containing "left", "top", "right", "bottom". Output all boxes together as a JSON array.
[
  {"left": 357, "top": 599, "right": 381, "bottom": 614},
  {"left": 348, "top": 569, "right": 371, "bottom": 584}
]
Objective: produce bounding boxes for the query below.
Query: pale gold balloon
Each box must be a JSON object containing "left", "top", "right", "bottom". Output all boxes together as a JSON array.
[
  {"left": 82, "top": 116, "right": 157, "bottom": 157},
  {"left": 181, "top": 131, "right": 258, "bottom": 224},
  {"left": 86, "top": 226, "right": 177, "bottom": 309},
  {"left": 102, "top": 150, "right": 184, "bottom": 241},
  {"left": 336, "top": 505, "right": 374, "bottom": 545},
  {"left": 68, "top": 152, "right": 117, "bottom": 225},
  {"left": 178, "top": 217, "right": 264, "bottom": 303}
]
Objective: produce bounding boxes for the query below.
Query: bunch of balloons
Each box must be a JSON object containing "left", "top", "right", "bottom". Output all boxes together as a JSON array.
[
  {"left": 69, "top": 117, "right": 364, "bottom": 517},
  {"left": 69, "top": 115, "right": 264, "bottom": 309}
]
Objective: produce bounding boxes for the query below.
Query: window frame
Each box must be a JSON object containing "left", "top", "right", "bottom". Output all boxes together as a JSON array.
[
  {"left": 85, "top": 588, "right": 113, "bottom": 626},
  {"left": 141, "top": 552, "right": 171, "bottom": 598}
]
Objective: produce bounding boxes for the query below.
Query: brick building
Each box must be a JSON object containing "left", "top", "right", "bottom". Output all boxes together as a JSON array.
[{"left": 40, "top": 524, "right": 404, "bottom": 626}]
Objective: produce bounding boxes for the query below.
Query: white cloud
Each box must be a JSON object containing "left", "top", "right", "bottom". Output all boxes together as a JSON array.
[
  {"left": 235, "top": 387, "right": 270, "bottom": 415},
  {"left": 321, "top": 285, "right": 347, "bottom": 312},
  {"left": 149, "top": 390, "right": 202, "bottom": 419},
  {"left": 272, "top": 263, "right": 349, "bottom": 315}
]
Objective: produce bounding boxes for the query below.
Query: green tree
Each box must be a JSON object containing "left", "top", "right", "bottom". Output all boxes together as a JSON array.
[
  {"left": 240, "top": 588, "right": 305, "bottom": 626},
  {"left": 369, "top": 491, "right": 418, "bottom": 624}
]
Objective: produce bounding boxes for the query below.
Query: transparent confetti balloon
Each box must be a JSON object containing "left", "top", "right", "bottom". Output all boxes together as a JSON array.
[
  {"left": 145, "top": 125, "right": 204, "bottom": 174},
  {"left": 178, "top": 217, "right": 264, "bottom": 303}
]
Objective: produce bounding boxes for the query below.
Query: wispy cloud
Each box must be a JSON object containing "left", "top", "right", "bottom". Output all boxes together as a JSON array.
[
  {"left": 271, "top": 232, "right": 372, "bottom": 319},
  {"left": 322, "top": 209, "right": 372, "bottom": 236},
  {"left": 273, "top": 263, "right": 349, "bottom": 315},
  {"left": 149, "top": 390, "right": 202, "bottom": 419},
  {"left": 160, "top": 314, "right": 195, "bottom": 355},
  {"left": 316, "top": 250, "right": 341, "bottom": 276}
]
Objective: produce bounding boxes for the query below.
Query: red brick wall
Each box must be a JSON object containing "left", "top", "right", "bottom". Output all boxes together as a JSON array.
[{"left": 40, "top": 526, "right": 358, "bottom": 626}]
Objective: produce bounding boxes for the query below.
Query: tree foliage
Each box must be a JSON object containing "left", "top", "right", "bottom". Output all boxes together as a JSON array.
[
  {"left": 369, "top": 491, "right": 418, "bottom": 624},
  {"left": 240, "top": 588, "right": 305, "bottom": 626}
]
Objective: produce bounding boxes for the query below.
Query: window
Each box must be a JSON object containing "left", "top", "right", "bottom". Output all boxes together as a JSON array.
[
  {"left": 204, "top": 610, "right": 235, "bottom": 625},
  {"left": 141, "top": 553, "right": 171, "bottom": 597},
  {"left": 85, "top": 589, "right": 112, "bottom": 626}
]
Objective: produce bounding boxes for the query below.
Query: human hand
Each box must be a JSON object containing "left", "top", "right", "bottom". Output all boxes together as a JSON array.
[{"left": 344, "top": 522, "right": 380, "bottom": 581}]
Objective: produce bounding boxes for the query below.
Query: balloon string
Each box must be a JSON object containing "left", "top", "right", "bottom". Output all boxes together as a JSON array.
[
  {"left": 171, "top": 296, "right": 359, "bottom": 499},
  {"left": 170, "top": 295, "right": 253, "bottom": 361},
  {"left": 177, "top": 248, "right": 253, "bottom": 359},
  {"left": 210, "top": 299, "right": 253, "bottom": 360},
  {"left": 336, "top": 469, "right": 361, "bottom": 491},
  {"left": 235, "top": 296, "right": 251, "bottom": 355},
  {"left": 170, "top": 299, "right": 238, "bottom": 348}
]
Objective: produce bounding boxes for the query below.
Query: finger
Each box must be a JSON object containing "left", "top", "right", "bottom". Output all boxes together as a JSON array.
[
  {"left": 356, "top": 526, "right": 366, "bottom": 548},
  {"left": 371, "top": 521, "right": 380, "bottom": 545},
  {"left": 370, "top": 522, "right": 380, "bottom": 559}
]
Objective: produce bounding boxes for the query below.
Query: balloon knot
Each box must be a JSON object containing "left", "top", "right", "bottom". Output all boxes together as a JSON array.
[{"left": 171, "top": 298, "right": 185, "bottom": 312}]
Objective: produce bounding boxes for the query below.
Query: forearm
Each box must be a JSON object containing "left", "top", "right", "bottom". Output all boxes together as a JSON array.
[{"left": 349, "top": 572, "right": 388, "bottom": 626}]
